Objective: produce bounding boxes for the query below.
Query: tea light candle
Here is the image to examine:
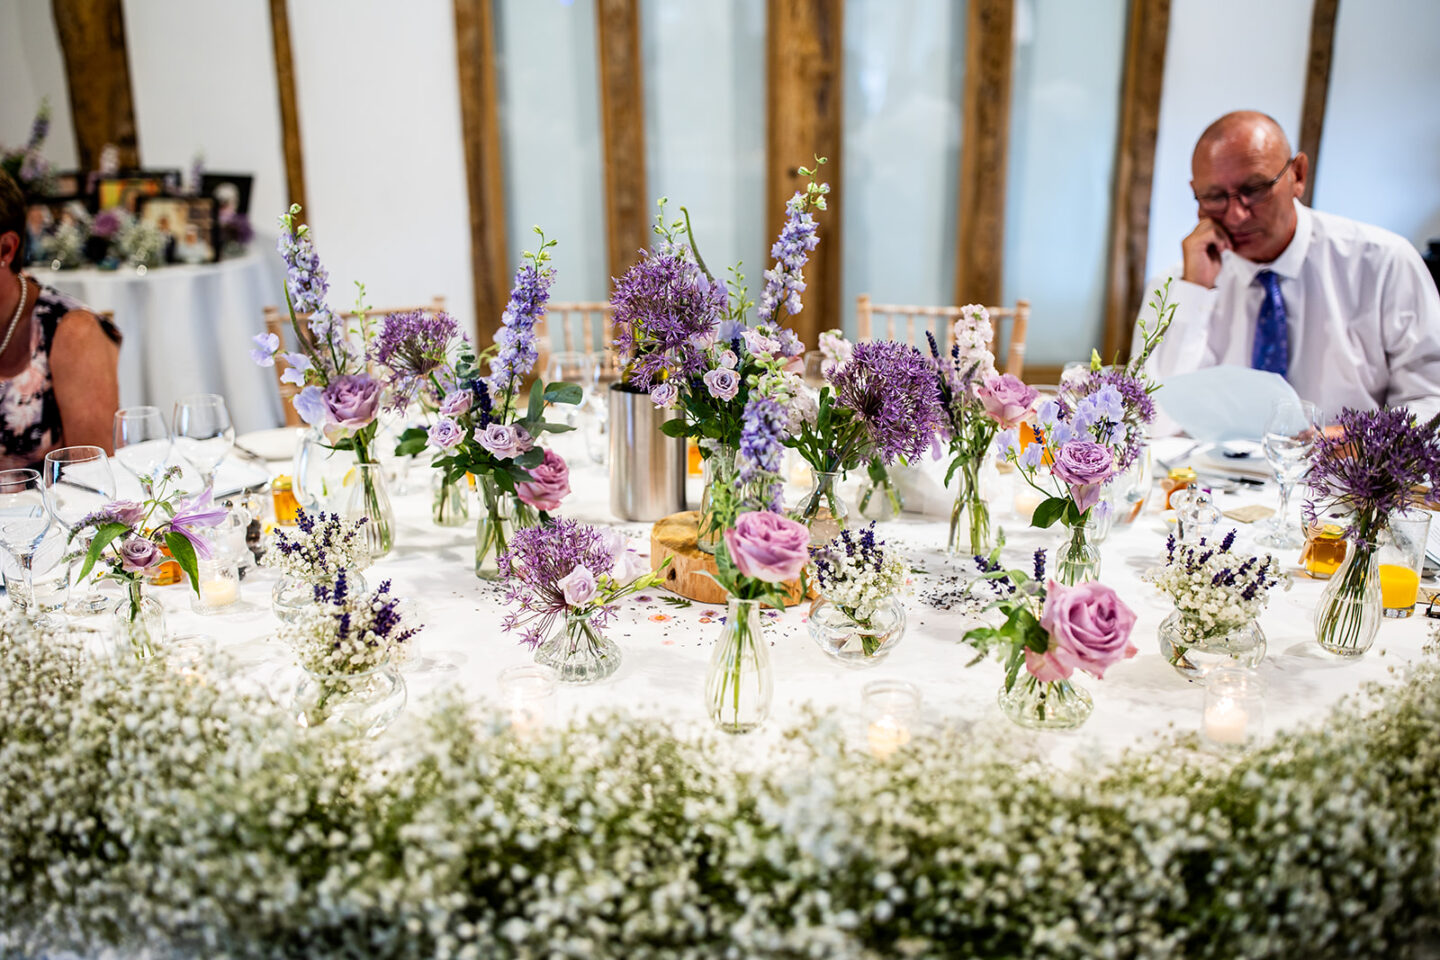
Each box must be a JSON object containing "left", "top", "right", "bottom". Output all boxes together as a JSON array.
[
  {"left": 862, "top": 679, "right": 922, "bottom": 761},
  {"left": 191, "top": 559, "right": 241, "bottom": 615},
  {"left": 498, "top": 664, "right": 559, "bottom": 740},
  {"left": 200, "top": 577, "right": 239, "bottom": 608},
  {"left": 1013, "top": 487, "right": 1044, "bottom": 522},
  {"left": 866, "top": 715, "right": 911, "bottom": 760},
  {"left": 1201, "top": 666, "right": 1266, "bottom": 750},
  {"left": 1202, "top": 697, "right": 1248, "bottom": 745}
]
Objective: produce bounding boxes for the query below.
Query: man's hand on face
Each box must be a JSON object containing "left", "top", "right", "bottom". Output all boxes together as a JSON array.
[{"left": 1181, "top": 217, "right": 1231, "bottom": 289}]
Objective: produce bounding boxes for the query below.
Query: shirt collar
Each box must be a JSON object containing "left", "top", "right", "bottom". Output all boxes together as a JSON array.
[{"left": 1222, "top": 199, "right": 1312, "bottom": 284}]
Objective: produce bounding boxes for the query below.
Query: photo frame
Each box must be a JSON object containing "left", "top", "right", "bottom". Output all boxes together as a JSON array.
[
  {"left": 96, "top": 173, "right": 170, "bottom": 213},
  {"left": 22, "top": 195, "right": 90, "bottom": 266},
  {"left": 137, "top": 195, "right": 218, "bottom": 265},
  {"left": 46, "top": 170, "right": 86, "bottom": 200},
  {"left": 201, "top": 173, "right": 254, "bottom": 217}
]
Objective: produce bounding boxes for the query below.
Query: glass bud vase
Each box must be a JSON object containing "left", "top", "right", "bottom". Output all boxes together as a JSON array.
[
  {"left": 343, "top": 462, "right": 395, "bottom": 559},
  {"left": 946, "top": 458, "right": 991, "bottom": 557},
  {"left": 797, "top": 470, "right": 849, "bottom": 546},
  {"left": 475, "top": 475, "right": 537, "bottom": 580},
  {"left": 697, "top": 443, "right": 738, "bottom": 556},
  {"left": 110, "top": 580, "right": 167, "bottom": 659},
  {"left": 808, "top": 596, "right": 906, "bottom": 664},
  {"left": 1055, "top": 519, "right": 1101, "bottom": 585},
  {"left": 997, "top": 674, "right": 1094, "bottom": 730},
  {"left": 293, "top": 658, "right": 406, "bottom": 738},
  {"left": 272, "top": 567, "right": 368, "bottom": 627},
  {"left": 705, "top": 597, "right": 774, "bottom": 734},
  {"left": 1315, "top": 540, "right": 1383, "bottom": 658},
  {"left": 856, "top": 460, "right": 904, "bottom": 521},
  {"left": 432, "top": 477, "right": 470, "bottom": 527},
  {"left": 534, "top": 608, "right": 623, "bottom": 683},
  {"left": 1157, "top": 610, "right": 1266, "bottom": 681}
]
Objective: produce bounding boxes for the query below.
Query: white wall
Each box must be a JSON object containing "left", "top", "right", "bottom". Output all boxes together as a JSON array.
[
  {"left": 1314, "top": 0, "right": 1440, "bottom": 250},
  {"left": 0, "top": 2, "right": 78, "bottom": 169},
  {"left": 287, "top": 0, "right": 475, "bottom": 332},
  {"left": 122, "top": 0, "right": 288, "bottom": 240},
  {"left": 1145, "top": 0, "right": 1313, "bottom": 280}
]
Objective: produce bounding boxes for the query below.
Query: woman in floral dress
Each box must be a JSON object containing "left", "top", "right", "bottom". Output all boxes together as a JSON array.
[{"left": 0, "top": 172, "right": 119, "bottom": 469}]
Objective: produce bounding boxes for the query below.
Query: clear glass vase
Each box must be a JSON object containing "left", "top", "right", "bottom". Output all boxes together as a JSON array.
[
  {"left": 475, "top": 475, "right": 537, "bottom": 580},
  {"left": 534, "top": 608, "right": 623, "bottom": 683},
  {"left": 1157, "top": 609, "right": 1267, "bottom": 680},
  {"left": 343, "top": 462, "right": 395, "bottom": 559},
  {"left": 110, "top": 580, "right": 166, "bottom": 659},
  {"left": 1055, "top": 518, "right": 1101, "bottom": 585},
  {"left": 697, "top": 443, "right": 738, "bottom": 556},
  {"left": 705, "top": 597, "right": 774, "bottom": 734},
  {"left": 855, "top": 460, "right": 904, "bottom": 520},
  {"left": 797, "top": 470, "right": 849, "bottom": 546},
  {"left": 808, "top": 596, "right": 906, "bottom": 664},
  {"left": 1315, "top": 540, "right": 1383, "bottom": 657},
  {"left": 997, "top": 673, "right": 1094, "bottom": 730},
  {"left": 432, "top": 477, "right": 470, "bottom": 527},
  {"left": 272, "top": 567, "right": 368, "bottom": 626},
  {"left": 293, "top": 658, "right": 406, "bottom": 738},
  {"left": 946, "top": 458, "right": 991, "bottom": 557}
]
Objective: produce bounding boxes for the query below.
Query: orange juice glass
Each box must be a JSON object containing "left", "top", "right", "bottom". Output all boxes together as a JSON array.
[{"left": 1379, "top": 509, "right": 1431, "bottom": 618}]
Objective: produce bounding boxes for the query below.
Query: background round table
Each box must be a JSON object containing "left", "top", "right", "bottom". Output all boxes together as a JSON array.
[{"left": 45, "top": 251, "right": 285, "bottom": 434}]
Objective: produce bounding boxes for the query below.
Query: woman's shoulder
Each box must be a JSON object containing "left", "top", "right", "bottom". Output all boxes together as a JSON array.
[{"left": 32, "top": 280, "right": 121, "bottom": 346}]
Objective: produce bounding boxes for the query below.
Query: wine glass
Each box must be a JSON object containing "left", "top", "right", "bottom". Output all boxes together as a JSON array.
[
  {"left": 0, "top": 469, "right": 55, "bottom": 622},
  {"left": 173, "top": 393, "right": 234, "bottom": 492},
  {"left": 114, "top": 405, "right": 173, "bottom": 482},
  {"left": 548, "top": 351, "right": 597, "bottom": 412},
  {"left": 1257, "top": 399, "right": 1322, "bottom": 549},
  {"left": 43, "top": 445, "right": 118, "bottom": 616}
]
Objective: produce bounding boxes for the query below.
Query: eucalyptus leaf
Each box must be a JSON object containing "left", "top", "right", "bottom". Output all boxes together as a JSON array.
[{"left": 544, "top": 382, "right": 583, "bottom": 405}]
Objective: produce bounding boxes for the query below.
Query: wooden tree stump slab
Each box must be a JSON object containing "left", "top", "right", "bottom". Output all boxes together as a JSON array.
[{"left": 650, "top": 512, "right": 808, "bottom": 608}]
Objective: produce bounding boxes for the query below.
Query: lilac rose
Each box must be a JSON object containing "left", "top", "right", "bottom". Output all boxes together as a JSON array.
[
  {"left": 516, "top": 448, "right": 571, "bottom": 512},
  {"left": 477, "top": 423, "right": 525, "bottom": 460},
  {"left": 322, "top": 373, "right": 382, "bottom": 432},
  {"left": 1051, "top": 440, "right": 1114, "bottom": 514},
  {"left": 440, "top": 390, "right": 473, "bottom": 417},
  {"left": 118, "top": 536, "right": 162, "bottom": 573},
  {"left": 428, "top": 417, "right": 465, "bottom": 450},
  {"left": 103, "top": 499, "right": 147, "bottom": 527},
  {"left": 1027, "top": 579, "right": 1137, "bottom": 682},
  {"left": 650, "top": 381, "right": 679, "bottom": 409},
  {"left": 723, "top": 510, "right": 810, "bottom": 583},
  {"left": 558, "top": 565, "right": 598, "bottom": 607},
  {"left": 977, "top": 374, "right": 1039, "bottom": 429},
  {"left": 703, "top": 367, "right": 740, "bottom": 402}
]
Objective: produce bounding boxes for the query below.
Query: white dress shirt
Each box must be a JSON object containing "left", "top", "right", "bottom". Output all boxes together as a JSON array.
[{"left": 1138, "top": 200, "right": 1440, "bottom": 422}]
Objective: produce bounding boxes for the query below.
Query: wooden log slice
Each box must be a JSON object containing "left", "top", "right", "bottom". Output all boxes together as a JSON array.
[{"left": 650, "top": 511, "right": 808, "bottom": 608}]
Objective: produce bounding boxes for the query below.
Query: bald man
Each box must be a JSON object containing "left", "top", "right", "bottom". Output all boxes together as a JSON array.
[{"left": 1138, "top": 110, "right": 1440, "bottom": 421}]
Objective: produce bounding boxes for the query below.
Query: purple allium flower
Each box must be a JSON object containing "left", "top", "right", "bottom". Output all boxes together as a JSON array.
[
  {"left": 738, "top": 396, "right": 786, "bottom": 511},
  {"left": 488, "top": 258, "right": 554, "bottom": 400},
  {"left": 1305, "top": 406, "right": 1440, "bottom": 547},
  {"left": 828, "top": 340, "right": 946, "bottom": 465},
  {"left": 758, "top": 190, "right": 822, "bottom": 324},
  {"left": 373, "top": 309, "right": 460, "bottom": 406},
  {"left": 610, "top": 249, "right": 726, "bottom": 391},
  {"left": 499, "top": 519, "right": 619, "bottom": 648}
]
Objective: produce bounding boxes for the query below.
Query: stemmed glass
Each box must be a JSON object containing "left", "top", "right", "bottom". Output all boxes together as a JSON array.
[
  {"left": 0, "top": 469, "right": 55, "bottom": 622},
  {"left": 547, "top": 351, "right": 597, "bottom": 417},
  {"left": 1257, "top": 399, "right": 1323, "bottom": 549},
  {"left": 114, "top": 405, "right": 173, "bottom": 482},
  {"left": 173, "top": 393, "right": 234, "bottom": 492},
  {"left": 43, "top": 445, "right": 118, "bottom": 616}
]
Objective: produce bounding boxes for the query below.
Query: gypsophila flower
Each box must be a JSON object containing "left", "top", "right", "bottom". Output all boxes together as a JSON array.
[
  {"left": 262, "top": 509, "right": 372, "bottom": 582},
  {"left": 281, "top": 570, "right": 419, "bottom": 675},
  {"left": 809, "top": 524, "right": 906, "bottom": 627},
  {"left": 1145, "top": 531, "right": 1287, "bottom": 643}
]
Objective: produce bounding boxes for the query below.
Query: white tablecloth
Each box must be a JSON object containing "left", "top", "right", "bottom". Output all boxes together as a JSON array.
[
  {"left": 134, "top": 433, "right": 1430, "bottom": 767},
  {"left": 45, "top": 252, "right": 285, "bottom": 434}
]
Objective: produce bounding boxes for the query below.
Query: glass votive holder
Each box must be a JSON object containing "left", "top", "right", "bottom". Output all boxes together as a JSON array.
[
  {"left": 1201, "top": 666, "right": 1266, "bottom": 750},
  {"left": 191, "top": 559, "right": 241, "bottom": 614},
  {"left": 862, "top": 679, "right": 922, "bottom": 760},
  {"left": 1379, "top": 509, "right": 1431, "bottom": 618},
  {"left": 498, "top": 664, "right": 559, "bottom": 739}
]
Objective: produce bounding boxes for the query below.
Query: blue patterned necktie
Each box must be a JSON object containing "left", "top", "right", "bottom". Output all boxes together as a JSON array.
[{"left": 1251, "top": 269, "right": 1288, "bottom": 376}]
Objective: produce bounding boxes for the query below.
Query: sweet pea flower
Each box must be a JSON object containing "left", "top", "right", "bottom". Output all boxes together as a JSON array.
[
  {"left": 278, "top": 352, "right": 312, "bottom": 387},
  {"left": 294, "top": 385, "right": 327, "bottom": 427},
  {"left": 724, "top": 510, "right": 810, "bottom": 583},
  {"left": 250, "top": 332, "right": 279, "bottom": 367}
]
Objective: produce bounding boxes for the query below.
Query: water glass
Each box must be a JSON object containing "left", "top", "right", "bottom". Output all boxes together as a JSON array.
[
  {"left": 0, "top": 469, "right": 55, "bottom": 621},
  {"left": 1257, "top": 399, "right": 1322, "bottom": 549},
  {"left": 173, "top": 393, "right": 234, "bottom": 492},
  {"left": 43, "top": 445, "right": 117, "bottom": 616},
  {"left": 114, "top": 405, "right": 173, "bottom": 482}
]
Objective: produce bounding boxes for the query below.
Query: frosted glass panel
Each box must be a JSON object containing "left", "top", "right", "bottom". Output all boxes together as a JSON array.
[
  {"left": 1002, "top": 0, "right": 1128, "bottom": 368},
  {"left": 495, "top": 0, "right": 608, "bottom": 302},
  {"left": 642, "top": 0, "right": 766, "bottom": 297},
  {"left": 842, "top": 0, "right": 966, "bottom": 336}
]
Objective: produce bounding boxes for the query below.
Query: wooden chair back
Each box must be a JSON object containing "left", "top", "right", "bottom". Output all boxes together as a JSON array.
[
  {"left": 263, "top": 296, "right": 448, "bottom": 427},
  {"left": 854, "top": 294, "right": 1030, "bottom": 378},
  {"left": 535, "top": 300, "right": 614, "bottom": 380}
]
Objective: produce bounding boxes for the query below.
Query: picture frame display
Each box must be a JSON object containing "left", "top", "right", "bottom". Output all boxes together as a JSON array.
[{"left": 137, "top": 195, "right": 218, "bottom": 265}]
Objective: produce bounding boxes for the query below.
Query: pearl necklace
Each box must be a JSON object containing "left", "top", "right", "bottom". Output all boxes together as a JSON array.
[{"left": 0, "top": 273, "right": 29, "bottom": 361}]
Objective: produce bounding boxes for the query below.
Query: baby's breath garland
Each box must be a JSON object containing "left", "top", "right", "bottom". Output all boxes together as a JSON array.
[{"left": 1, "top": 615, "right": 1439, "bottom": 958}]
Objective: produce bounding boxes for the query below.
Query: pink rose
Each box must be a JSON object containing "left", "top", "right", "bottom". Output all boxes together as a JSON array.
[
  {"left": 516, "top": 448, "right": 571, "bottom": 512},
  {"left": 1028, "top": 579, "right": 1137, "bottom": 682},
  {"left": 976, "top": 374, "right": 1039, "bottom": 429},
  {"left": 118, "top": 536, "right": 162, "bottom": 573},
  {"left": 1051, "top": 440, "right": 1114, "bottom": 514},
  {"left": 723, "top": 510, "right": 809, "bottom": 583}
]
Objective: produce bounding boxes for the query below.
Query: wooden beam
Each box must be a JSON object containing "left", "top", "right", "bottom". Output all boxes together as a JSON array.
[
  {"left": 1101, "top": 0, "right": 1170, "bottom": 361},
  {"left": 454, "top": 0, "right": 511, "bottom": 345},
  {"left": 1298, "top": 0, "right": 1339, "bottom": 207},
  {"left": 51, "top": 0, "right": 138, "bottom": 172},
  {"left": 595, "top": 0, "right": 649, "bottom": 286},
  {"left": 268, "top": 0, "right": 306, "bottom": 212},
  {"left": 765, "top": 0, "right": 843, "bottom": 350},
  {"left": 954, "top": 0, "right": 1014, "bottom": 308}
]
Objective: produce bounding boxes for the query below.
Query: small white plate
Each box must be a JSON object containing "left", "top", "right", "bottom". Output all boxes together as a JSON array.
[{"left": 235, "top": 426, "right": 305, "bottom": 462}]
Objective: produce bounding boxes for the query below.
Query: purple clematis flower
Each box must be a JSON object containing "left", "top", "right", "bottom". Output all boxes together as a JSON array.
[{"left": 162, "top": 487, "right": 228, "bottom": 559}]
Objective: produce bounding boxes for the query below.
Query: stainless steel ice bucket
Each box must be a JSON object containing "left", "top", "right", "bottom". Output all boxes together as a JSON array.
[{"left": 608, "top": 383, "right": 686, "bottom": 521}]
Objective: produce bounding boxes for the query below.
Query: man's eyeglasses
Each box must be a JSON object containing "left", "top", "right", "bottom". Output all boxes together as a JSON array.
[{"left": 1193, "top": 157, "right": 1295, "bottom": 215}]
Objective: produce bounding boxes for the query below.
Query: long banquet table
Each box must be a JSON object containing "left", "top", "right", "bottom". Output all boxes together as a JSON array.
[{"left": 118, "top": 429, "right": 1433, "bottom": 769}]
